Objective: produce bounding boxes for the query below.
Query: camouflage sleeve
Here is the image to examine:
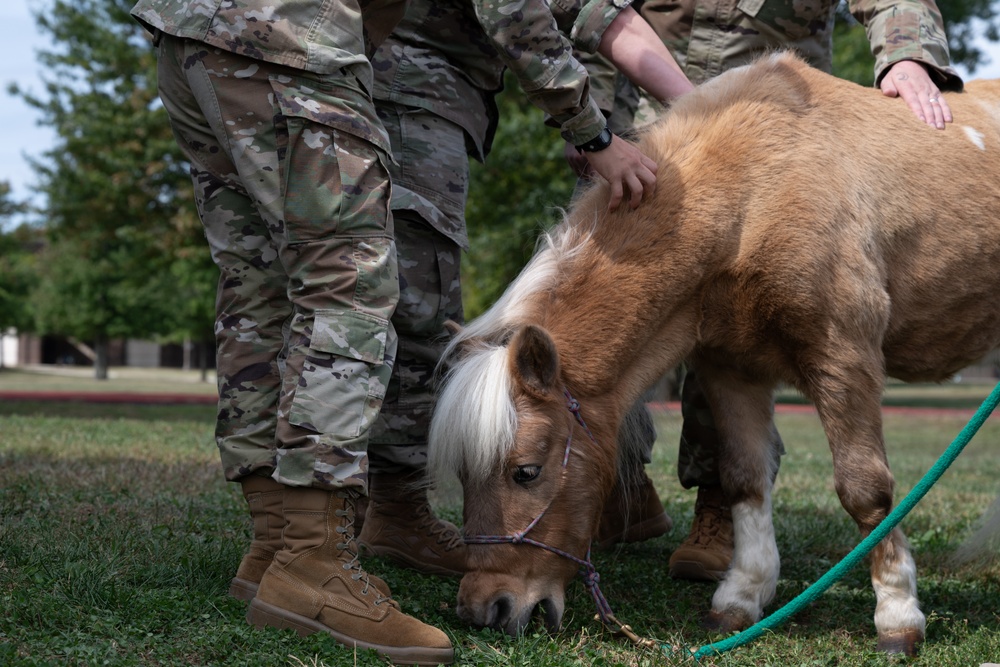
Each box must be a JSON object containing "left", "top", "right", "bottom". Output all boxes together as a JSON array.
[
  {"left": 551, "top": 0, "right": 635, "bottom": 53},
  {"left": 575, "top": 51, "right": 619, "bottom": 118},
  {"left": 470, "top": 0, "right": 616, "bottom": 146},
  {"left": 849, "top": 0, "right": 963, "bottom": 90}
]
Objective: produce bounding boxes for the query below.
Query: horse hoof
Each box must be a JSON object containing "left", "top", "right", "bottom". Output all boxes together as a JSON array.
[
  {"left": 702, "top": 608, "right": 752, "bottom": 633},
  {"left": 876, "top": 629, "right": 922, "bottom": 656}
]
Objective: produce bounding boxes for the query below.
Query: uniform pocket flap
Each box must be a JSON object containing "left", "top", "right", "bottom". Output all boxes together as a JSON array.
[
  {"left": 311, "top": 308, "right": 387, "bottom": 365},
  {"left": 269, "top": 74, "right": 391, "bottom": 153}
]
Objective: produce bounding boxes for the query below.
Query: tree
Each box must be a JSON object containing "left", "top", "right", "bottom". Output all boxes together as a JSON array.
[
  {"left": 463, "top": 75, "right": 578, "bottom": 318},
  {"left": 0, "top": 183, "right": 39, "bottom": 369},
  {"left": 11, "top": 0, "right": 213, "bottom": 379}
]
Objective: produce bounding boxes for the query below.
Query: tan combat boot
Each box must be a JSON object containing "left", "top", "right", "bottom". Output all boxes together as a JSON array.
[
  {"left": 228, "top": 479, "right": 392, "bottom": 602},
  {"left": 668, "top": 485, "right": 734, "bottom": 581},
  {"left": 595, "top": 470, "right": 673, "bottom": 550},
  {"left": 358, "top": 470, "right": 466, "bottom": 578},
  {"left": 230, "top": 475, "right": 285, "bottom": 601},
  {"left": 248, "top": 487, "right": 453, "bottom": 665}
]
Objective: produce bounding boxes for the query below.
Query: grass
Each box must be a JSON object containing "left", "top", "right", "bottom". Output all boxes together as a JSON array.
[{"left": 1, "top": 371, "right": 999, "bottom": 666}]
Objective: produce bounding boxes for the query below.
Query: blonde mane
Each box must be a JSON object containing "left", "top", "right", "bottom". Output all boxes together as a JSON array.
[{"left": 428, "top": 217, "right": 597, "bottom": 484}]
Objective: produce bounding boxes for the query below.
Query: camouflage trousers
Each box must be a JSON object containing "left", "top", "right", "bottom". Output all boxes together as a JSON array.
[
  {"left": 156, "top": 35, "right": 399, "bottom": 492},
  {"left": 677, "top": 370, "right": 784, "bottom": 489},
  {"left": 367, "top": 103, "right": 468, "bottom": 473}
]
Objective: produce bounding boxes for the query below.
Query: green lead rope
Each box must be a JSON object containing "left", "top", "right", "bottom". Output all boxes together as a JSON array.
[{"left": 686, "top": 381, "right": 1000, "bottom": 661}]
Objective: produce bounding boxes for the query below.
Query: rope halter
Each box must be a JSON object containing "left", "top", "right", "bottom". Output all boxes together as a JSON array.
[{"left": 463, "top": 389, "right": 656, "bottom": 646}]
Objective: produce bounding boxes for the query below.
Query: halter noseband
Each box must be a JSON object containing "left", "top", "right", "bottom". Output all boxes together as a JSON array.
[{"left": 463, "top": 389, "right": 618, "bottom": 625}]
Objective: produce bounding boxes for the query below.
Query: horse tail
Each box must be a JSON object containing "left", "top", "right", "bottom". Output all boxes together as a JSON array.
[{"left": 951, "top": 493, "right": 1000, "bottom": 565}]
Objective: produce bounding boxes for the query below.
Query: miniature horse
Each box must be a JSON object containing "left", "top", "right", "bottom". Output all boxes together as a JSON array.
[{"left": 428, "top": 52, "right": 1000, "bottom": 655}]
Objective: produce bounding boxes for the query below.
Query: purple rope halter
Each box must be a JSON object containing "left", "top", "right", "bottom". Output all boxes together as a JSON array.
[{"left": 463, "top": 389, "right": 617, "bottom": 625}]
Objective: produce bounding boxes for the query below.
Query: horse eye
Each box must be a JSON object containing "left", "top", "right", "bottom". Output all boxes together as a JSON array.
[{"left": 513, "top": 465, "right": 542, "bottom": 485}]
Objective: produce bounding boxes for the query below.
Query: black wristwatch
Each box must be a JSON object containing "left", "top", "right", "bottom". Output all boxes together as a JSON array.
[{"left": 575, "top": 126, "right": 613, "bottom": 153}]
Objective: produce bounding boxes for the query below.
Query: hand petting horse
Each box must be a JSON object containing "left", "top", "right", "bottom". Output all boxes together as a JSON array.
[{"left": 428, "top": 52, "right": 1000, "bottom": 656}]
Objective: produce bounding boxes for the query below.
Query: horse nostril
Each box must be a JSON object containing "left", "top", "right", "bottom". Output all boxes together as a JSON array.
[
  {"left": 537, "top": 597, "right": 563, "bottom": 631},
  {"left": 487, "top": 594, "right": 514, "bottom": 631}
]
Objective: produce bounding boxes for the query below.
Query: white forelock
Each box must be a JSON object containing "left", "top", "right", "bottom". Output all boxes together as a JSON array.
[
  {"left": 428, "top": 344, "right": 516, "bottom": 484},
  {"left": 428, "top": 214, "right": 595, "bottom": 485}
]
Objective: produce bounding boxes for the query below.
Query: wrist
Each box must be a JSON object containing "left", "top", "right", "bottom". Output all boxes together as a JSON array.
[{"left": 575, "top": 126, "right": 613, "bottom": 153}]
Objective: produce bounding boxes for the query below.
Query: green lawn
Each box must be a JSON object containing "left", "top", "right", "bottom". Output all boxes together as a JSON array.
[{"left": 1, "top": 373, "right": 999, "bottom": 666}]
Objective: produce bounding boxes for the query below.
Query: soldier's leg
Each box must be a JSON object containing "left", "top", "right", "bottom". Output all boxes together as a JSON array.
[
  {"left": 359, "top": 209, "right": 468, "bottom": 576},
  {"left": 359, "top": 103, "right": 470, "bottom": 576},
  {"left": 595, "top": 395, "right": 674, "bottom": 550},
  {"left": 160, "top": 41, "right": 396, "bottom": 484},
  {"left": 157, "top": 36, "right": 291, "bottom": 601},
  {"left": 157, "top": 38, "right": 452, "bottom": 663},
  {"left": 670, "top": 370, "right": 734, "bottom": 580},
  {"left": 671, "top": 370, "right": 783, "bottom": 581}
]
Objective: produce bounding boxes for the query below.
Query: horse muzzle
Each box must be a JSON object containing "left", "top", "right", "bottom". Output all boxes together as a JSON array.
[{"left": 456, "top": 571, "right": 566, "bottom": 635}]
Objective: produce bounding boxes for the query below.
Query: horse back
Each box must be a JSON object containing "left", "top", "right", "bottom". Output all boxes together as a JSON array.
[{"left": 646, "top": 54, "right": 1000, "bottom": 384}]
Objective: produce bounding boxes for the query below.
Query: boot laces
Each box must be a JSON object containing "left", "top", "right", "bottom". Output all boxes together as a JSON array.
[
  {"left": 414, "top": 503, "right": 464, "bottom": 551},
  {"left": 336, "top": 490, "right": 393, "bottom": 606},
  {"left": 689, "top": 507, "right": 723, "bottom": 546},
  {"left": 689, "top": 495, "right": 731, "bottom": 547}
]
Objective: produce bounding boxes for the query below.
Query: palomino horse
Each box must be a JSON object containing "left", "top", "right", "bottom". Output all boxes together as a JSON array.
[{"left": 428, "top": 52, "right": 1000, "bottom": 655}]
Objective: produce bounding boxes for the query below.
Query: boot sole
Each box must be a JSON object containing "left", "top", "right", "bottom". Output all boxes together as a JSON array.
[
  {"left": 229, "top": 577, "right": 258, "bottom": 602},
  {"left": 247, "top": 597, "right": 454, "bottom": 665}
]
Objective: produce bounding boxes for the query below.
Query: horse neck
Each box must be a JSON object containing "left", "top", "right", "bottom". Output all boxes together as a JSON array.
[{"left": 538, "top": 236, "right": 706, "bottom": 415}]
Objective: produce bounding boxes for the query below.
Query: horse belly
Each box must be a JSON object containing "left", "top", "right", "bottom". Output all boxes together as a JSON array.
[{"left": 882, "top": 301, "right": 1000, "bottom": 383}]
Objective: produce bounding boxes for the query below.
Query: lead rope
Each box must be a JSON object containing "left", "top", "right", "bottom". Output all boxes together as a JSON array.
[
  {"left": 562, "top": 391, "right": 661, "bottom": 648},
  {"left": 685, "top": 380, "right": 1000, "bottom": 660}
]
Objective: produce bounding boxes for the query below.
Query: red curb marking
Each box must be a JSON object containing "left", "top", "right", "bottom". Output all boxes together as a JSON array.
[
  {"left": 648, "top": 401, "right": 995, "bottom": 418},
  {"left": 0, "top": 395, "right": 993, "bottom": 415},
  {"left": 0, "top": 391, "right": 217, "bottom": 405}
]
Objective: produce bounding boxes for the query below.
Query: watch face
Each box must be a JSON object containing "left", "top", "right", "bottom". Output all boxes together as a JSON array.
[{"left": 577, "top": 127, "right": 612, "bottom": 153}]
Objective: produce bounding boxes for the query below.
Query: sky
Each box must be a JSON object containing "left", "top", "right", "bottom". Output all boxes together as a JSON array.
[{"left": 2, "top": 1, "right": 1000, "bottom": 224}]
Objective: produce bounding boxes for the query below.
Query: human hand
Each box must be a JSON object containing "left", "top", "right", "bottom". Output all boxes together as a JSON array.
[
  {"left": 583, "top": 134, "right": 658, "bottom": 210},
  {"left": 880, "top": 60, "right": 952, "bottom": 130}
]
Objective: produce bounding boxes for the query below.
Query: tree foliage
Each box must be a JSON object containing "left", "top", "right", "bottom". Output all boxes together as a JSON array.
[
  {"left": 10, "top": 0, "right": 214, "bottom": 376},
  {"left": 463, "top": 75, "right": 578, "bottom": 318},
  {"left": 0, "top": 183, "right": 38, "bottom": 338}
]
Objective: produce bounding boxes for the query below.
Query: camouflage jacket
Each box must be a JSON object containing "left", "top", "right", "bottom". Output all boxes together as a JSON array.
[
  {"left": 131, "top": 0, "right": 411, "bottom": 84},
  {"left": 371, "top": 0, "right": 504, "bottom": 163},
  {"left": 635, "top": 0, "right": 962, "bottom": 88},
  {"left": 133, "top": 0, "right": 632, "bottom": 150},
  {"left": 371, "top": 0, "right": 636, "bottom": 152}
]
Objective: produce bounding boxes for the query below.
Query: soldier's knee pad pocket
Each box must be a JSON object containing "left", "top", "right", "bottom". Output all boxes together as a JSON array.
[{"left": 288, "top": 308, "right": 391, "bottom": 439}]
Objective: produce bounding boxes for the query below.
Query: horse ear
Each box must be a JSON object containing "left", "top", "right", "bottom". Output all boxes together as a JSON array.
[{"left": 509, "top": 324, "right": 560, "bottom": 396}]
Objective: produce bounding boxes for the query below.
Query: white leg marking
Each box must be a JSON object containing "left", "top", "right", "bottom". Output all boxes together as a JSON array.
[
  {"left": 711, "top": 491, "right": 780, "bottom": 621},
  {"left": 872, "top": 531, "right": 925, "bottom": 636}
]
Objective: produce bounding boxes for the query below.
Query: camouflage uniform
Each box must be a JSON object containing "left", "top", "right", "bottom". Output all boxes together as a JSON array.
[
  {"left": 366, "top": 0, "right": 642, "bottom": 472},
  {"left": 605, "top": 0, "right": 963, "bottom": 487},
  {"left": 131, "top": 0, "right": 640, "bottom": 486},
  {"left": 366, "top": 0, "right": 499, "bottom": 472},
  {"left": 131, "top": 0, "right": 407, "bottom": 491}
]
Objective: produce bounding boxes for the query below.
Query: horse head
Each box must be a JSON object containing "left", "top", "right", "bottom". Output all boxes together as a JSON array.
[{"left": 430, "top": 323, "right": 619, "bottom": 635}]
